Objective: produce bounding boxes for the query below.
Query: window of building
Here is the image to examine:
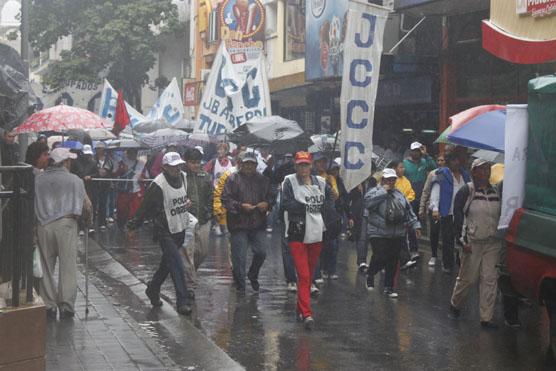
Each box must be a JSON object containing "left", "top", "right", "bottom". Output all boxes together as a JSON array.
[{"left": 284, "top": 0, "right": 305, "bottom": 61}]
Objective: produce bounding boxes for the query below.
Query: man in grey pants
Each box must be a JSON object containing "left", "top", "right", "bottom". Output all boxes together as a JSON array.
[{"left": 35, "top": 147, "right": 92, "bottom": 320}]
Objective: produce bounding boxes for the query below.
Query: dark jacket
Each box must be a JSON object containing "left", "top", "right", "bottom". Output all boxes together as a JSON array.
[
  {"left": 185, "top": 169, "right": 213, "bottom": 225},
  {"left": 221, "top": 171, "right": 272, "bottom": 231},
  {"left": 347, "top": 182, "right": 368, "bottom": 240},
  {"left": 127, "top": 171, "right": 185, "bottom": 239}
]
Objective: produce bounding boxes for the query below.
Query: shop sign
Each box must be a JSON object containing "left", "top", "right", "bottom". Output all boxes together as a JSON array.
[
  {"left": 516, "top": 0, "right": 556, "bottom": 17},
  {"left": 285, "top": 0, "right": 306, "bottom": 61},
  {"left": 195, "top": 43, "right": 271, "bottom": 135},
  {"left": 219, "top": 0, "right": 266, "bottom": 51},
  {"left": 305, "top": 0, "right": 349, "bottom": 80},
  {"left": 340, "top": 1, "right": 388, "bottom": 192},
  {"left": 184, "top": 82, "right": 198, "bottom": 106}
]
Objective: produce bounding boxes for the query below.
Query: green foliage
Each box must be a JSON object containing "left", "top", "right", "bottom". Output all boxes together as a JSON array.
[{"left": 29, "top": 0, "right": 185, "bottom": 106}]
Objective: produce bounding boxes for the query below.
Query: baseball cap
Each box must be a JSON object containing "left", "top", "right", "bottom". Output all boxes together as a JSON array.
[
  {"left": 82, "top": 144, "right": 93, "bottom": 155},
  {"left": 239, "top": 151, "right": 258, "bottom": 163},
  {"left": 410, "top": 141, "right": 423, "bottom": 151},
  {"left": 50, "top": 147, "right": 77, "bottom": 164},
  {"left": 382, "top": 168, "right": 398, "bottom": 179},
  {"left": 163, "top": 151, "right": 185, "bottom": 166},
  {"left": 471, "top": 158, "right": 490, "bottom": 169},
  {"left": 295, "top": 151, "right": 312, "bottom": 164},
  {"left": 194, "top": 145, "right": 204, "bottom": 155}
]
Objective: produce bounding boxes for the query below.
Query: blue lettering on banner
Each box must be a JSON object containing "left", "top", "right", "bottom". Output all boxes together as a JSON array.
[
  {"left": 100, "top": 88, "right": 117, "bottom": 119},
  {"left": 163, "top": 105, "right": 180, "bottom": 125},
  {"left": 241, "top": 68, "right": 261, "bottom": 109},
  {"left": 347, "top": 100, "right": 368, "bottom": 129},
  {"left": 344, "top": 142, "right": 365, "bottom": 169},
  {"left": 355, "top": 13, "right": 376, "bottom": 48},
  {"left": 350, "top": 59, "right": 372, "bottom": 87}
]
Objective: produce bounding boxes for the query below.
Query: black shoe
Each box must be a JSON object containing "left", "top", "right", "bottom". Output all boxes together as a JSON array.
[
  {"left": 177, "top": 304, "right": 192, "bottom": 315},
  {"left": 145, "top": 286, "right": 163, "bottom": 307},
  {"left": 248, "top": 276, "right": 260, "bottom": 292},
  {"left": 504, "top": 318, "right": 522, "bottom": 329},
  {"left": 303, "top": 316, "right": 314, "bottom": 330},
  {"left": 480, "top": 321, "right": 498, "bottom": 329},
  {"left": 46, "top": 308, "right": 57, "bottom": 320},
  {"left": 450, "top": 304, "right": 460, "bottom": 318},
  {"left": 59, "top": 309, "right": 75, "bottom": 319},
  {"left": 384, "top": 288, "right": 399, "bottom": 298}
]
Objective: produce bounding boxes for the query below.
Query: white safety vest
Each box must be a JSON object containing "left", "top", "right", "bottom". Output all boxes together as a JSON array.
[
  {"left": 153, "top": 172, "right": 194, "bottom": 234},
  {"left": 284, "top": 174, "right": 326, "bottom": 244},
  {"left": 213, "top": 157, "right": 233, "bottom": 186}
]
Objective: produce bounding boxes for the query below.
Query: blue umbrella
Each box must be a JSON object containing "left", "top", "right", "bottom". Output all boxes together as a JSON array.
[
  {"left": 447, "top": 109, "right": 506, "bottom": 152},
  {"left": 60, "top": 140, "right": 84, "bottom": 150}
]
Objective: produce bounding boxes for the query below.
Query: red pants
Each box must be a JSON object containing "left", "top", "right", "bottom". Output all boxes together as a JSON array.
[
  {"left": 289, "top": 241, "right": 323, "bottom": 318},
  {"left": 116, "top": 192, "right": 142, "bottom": 228}
]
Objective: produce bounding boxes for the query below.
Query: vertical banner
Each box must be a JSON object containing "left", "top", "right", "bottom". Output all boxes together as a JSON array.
[
  {"left": 98, "top": 80, "right": 148, "bottom": 128},
  {"left": 340, "top": 1, "right": 388, "bottom": 192},
  {"left": 145, "top": 77, "right": 185, "bottom": 127},
  {"left": 195, "top": 43, "right": 271, "bottom": 135},
  {"left": 499, "top": 104, "right": 528, "bottom": 230}
]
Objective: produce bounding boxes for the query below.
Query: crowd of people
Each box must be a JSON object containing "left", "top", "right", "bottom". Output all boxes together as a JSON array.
[{"left": 17, "top": 132, "right": 520, "bottom": 332}]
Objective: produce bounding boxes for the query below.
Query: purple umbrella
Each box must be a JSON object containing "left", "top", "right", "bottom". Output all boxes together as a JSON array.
[{"left": 447, "top": 109, "right": 506, "bottom": 152}]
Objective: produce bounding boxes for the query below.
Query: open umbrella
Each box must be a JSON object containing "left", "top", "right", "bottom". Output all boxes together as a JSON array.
[
  {"left": 449, "top": 105, "right": 505, "bottom": 132},
  {"left": 447, "top": 109, "right": 506, "bottom": 152},
  {"left": 140, "top": 128, "right": 190, "bottom": 148},
  {"left": 14, "top": 105, "right": 109, "bottom": 134}
]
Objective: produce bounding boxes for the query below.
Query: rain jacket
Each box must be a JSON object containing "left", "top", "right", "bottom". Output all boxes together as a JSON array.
[
  {"left": 213, "top": 167, "right": 237, "bottom": 225},
  {"left": 395, "top": 176, "right": 415, "bottom": 203},
  {"left": 185, "top": 169, "right": 213, "bottom": 225},
  {"left": 364, "top": 186, "right": 421, "bottom": 239}
]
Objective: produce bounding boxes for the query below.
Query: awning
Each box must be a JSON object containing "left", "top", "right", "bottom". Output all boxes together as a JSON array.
[{"left": 482, "top": 20, "right": 556, "bottom": 64}]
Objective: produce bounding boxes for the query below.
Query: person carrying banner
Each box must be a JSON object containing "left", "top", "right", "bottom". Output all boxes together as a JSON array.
[
  {"left": 127, "top": 152, "right": 193, "bottom": 315},
  {"left": 364, "top": 168, "right": 421, "bottom": 298},
  {"left": 282, "top": 152, "right": 334, "bottom": 330},
  {"left": 114, "top": 149, "right": 147, "bottom": 229},
  {"left": 221, "top": 151, "right": 273, "bottom": 295}
]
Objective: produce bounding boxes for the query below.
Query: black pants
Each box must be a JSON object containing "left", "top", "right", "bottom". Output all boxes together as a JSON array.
[
  {"left": 440, "top": 215, "right": 455, "bottom": 270},
  {"left": 428, "top": 211, "right": 441, "bottom": 258},
  {"left": 367, "top": 237, "right": 403, "bottom": 289},
  {"left": 92, "top": 184, "right": 108, "bottom": 226}
]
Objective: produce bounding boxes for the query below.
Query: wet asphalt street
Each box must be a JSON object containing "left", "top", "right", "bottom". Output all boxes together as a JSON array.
[{"left": 88, "top": 224, "right": 556, "bottom": 371}]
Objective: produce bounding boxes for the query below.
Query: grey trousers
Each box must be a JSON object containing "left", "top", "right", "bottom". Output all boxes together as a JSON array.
[
  {"left": 181, "top": 222, "right": 211, "bottom": 290},
  {"left": 38, "top": 217, "right": 78, "bottom": 312}
]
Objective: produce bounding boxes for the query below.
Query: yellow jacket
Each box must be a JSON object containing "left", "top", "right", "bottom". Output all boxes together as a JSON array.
[
  {"left": 213, "top": 167, "right": 237, "bottom": 225},
  {"left": 395, "top": 176, "right": 416, "bottom": 203}
]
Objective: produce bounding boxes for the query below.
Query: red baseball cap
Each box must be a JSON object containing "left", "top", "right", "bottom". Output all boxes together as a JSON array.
[{"left": 295, "top": 151, "right": 312, "bottom": 164}]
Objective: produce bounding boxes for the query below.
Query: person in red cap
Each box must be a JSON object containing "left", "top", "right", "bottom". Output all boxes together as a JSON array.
[{"left": 281, "top": 151, "right": 334, "bottom": 330}]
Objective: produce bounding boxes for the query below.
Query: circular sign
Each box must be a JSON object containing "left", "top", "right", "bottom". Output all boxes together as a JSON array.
[
  {"left": 220, "top": 0, "right": 265, "bottom": 40},
  {"left": 311, "top": 0, "right": 326, "bottom": 18}
]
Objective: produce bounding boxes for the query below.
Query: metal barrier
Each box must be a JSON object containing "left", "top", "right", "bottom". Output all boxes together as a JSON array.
[{"left": 0, "top": 164, "right": 34, "bottom": 307}]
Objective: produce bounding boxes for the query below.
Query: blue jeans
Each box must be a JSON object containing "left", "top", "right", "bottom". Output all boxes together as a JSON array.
[
  {"left": 105, "top": 189, "right": 115, "bottom": 218},
  {"left": 149, "top": 232, "right": 188, "bottom": 307},
  {"left": 279, "top": 223, "right": 297, "bottom": 283},
  {"left": 321, "top": 238, "right": 339, "bottom": 275},
  {"left": 230, "top": 229, "right": 267, "bottom": 288}
]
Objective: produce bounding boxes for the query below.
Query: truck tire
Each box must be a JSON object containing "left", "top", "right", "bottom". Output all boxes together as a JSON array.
[{"left": 546, "top": 298, "right": 556, "bottom": 357}]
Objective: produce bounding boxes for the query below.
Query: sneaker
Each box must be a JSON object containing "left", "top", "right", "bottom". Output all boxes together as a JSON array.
[
  {"left": 401, "top": 260, "right": 417, "bottom": 270},
  {"left": 330, "top": 274, "right": 339, "bottom": 280},
  {"left": 504, "top": 318, "right": 522, "bottom": 329},
  {"left": 321, "top": 272, "right": 329, "bottom": 279},
  {"left": 384, "top": 288, "right": 398, "bottom": 298},
  {"left": 213, "top": 225, "right": 223, "bottom": 236},
  {"left": 248, "top": 277, "right": 260, "bottom": 292},
  {"left": 480, "top": 321, "right": 498, "bottom": 330},
  {"left": 303, "top": 316, "right": 314, "bottom": 330},
  {"left": 358, "top": 263, "right": 368, "bottom": 274},
  {"left": 79, "top": 230, "right": 84, "bottom": 236},
  {"left": 410, "top": 252, "right": 420, "bottom": 261},
  {"left": 296, "top": 311, "right": 303, "bottom": 322},
  {"left": 449, "top": 304, "right": 460, "bottom": 318},
  {"left": 287, "top": 282, "right": 298, "bottom": 292},
  {"left": 314, "top": 278, "right": 324, "bottom": 284},
  {"left": 88, "top": 228, "right": 95, "bottom": 234},
  {"left": 177, "top": 304, "right": 192, "bottom": 316},
  {"left": 145, "top": 287, "right": 163, "bottom": 307},
  {"left": 442, "top": 267, "right": 452, "bottom": 274},
  {"left": 107, "top": 217, "right": 115, "bottom": 224},
  {"left": 339, "top": 233, "right": 347, "bottom": 240},
  {"left": 100, "top": 225, "right": 107, "bottom": 231},
  {"left": 59, "top": 309, "right": 75, "bottom": 319},
  {"left": 266, "top": 227, "right": 273, "bottom": 233},
  {"left": 366, "top": 278, "right": 374, "bottom": 291},
  {"left": 428, "top": 257, "right": 437, "bottom": 267},
  {"left": 310, "top": 284, "right": 319, "bottom": 295}
]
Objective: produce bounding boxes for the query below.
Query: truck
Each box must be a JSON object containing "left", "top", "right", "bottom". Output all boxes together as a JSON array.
[{"left": 505, "top": 74, "right": 556, "bottom": 355}]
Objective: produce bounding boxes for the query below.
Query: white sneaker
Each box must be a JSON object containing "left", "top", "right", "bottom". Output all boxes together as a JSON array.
[
  {"left": 428, "top": 257, "right": 437, "bottom": 267},
  {"left": 310, "top": 284, "right": 319, "bottom": 294},
  {"left": 100, "top": 225, "right": 107, "bottom": 231},
  {"left": 79, "top": 230, "right": 84, "bottom": 236},
  {"left": 107, "top": 217, "right": 114, "bottom": 224},
  {"left": 410, "top": 252, "right": 420, "bottom": 261},
  {"left": 88, "top": 228, "right": 95, "bottom": 234},
  {"left": 287, "top": 283, "right": 297, "bottom": 292},
  {"left": 401, "top": 260, "right": 417, "bottom": 270},
  {"left": 266, "top": 227, "right": 273, "bottom": 233},
  {"left": 330, "top": 274, "right": 339, "bottom": 280},
  {"left": 213, "top": 225, "right": 223, "bottom": 236},
  {"left": 314, "top": 278, "right": 324, "bottom": 284},
  {"left": 321, "top": 272, "right": 329, "bottom": 279}
]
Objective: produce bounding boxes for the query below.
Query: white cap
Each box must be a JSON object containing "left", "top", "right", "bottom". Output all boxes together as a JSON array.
[
  {"left": 163, "top": 151, "right": 185, "bottom": 166},
  {"left": 471, "top": 158, "right": 489, "bottom": 169},
  {"left": 50, "top": 147, "right": 77, "bottom": 164},
  {"left": 382, "top": 168, "right": 398, "bottom": 179},
  {"left": 410, "top": 141, "right": 422, "bottom": 150},
  {"left": 334, "top": 157, "right": 342, "bottom": 166},
  {"left": 195, "top": 145, "right": 204, "bottom": 155},
  {"left": 82, "top": 144, "right": 93, "bottom": 155}
]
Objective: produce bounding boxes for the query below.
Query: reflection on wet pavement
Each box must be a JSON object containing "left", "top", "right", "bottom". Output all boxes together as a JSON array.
[{"left": 93, "top": 225, "right": 556, "bottom": 370}]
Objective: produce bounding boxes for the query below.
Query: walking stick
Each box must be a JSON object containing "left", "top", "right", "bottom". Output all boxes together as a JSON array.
[{"left": 84, "top": 228, "right": 90, "bottom": 316}]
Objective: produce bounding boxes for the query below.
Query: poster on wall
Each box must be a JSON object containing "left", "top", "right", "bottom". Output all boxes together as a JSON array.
[
  {"left": 285, "top": 0, "right": 306, "bottom": 61},
  {"left": 305, "top": 0, "right": 349, "bottom": 80},
  {"left": 195, "top": 43, "right": 271, "bottom": 135},
  {"left": 219, "top": 0, "right": 266, "bottom": 51}
]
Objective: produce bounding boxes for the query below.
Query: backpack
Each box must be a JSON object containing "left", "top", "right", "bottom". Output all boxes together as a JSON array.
[{"left": 384, "top": 193, "right": 406, "bottom": 225}]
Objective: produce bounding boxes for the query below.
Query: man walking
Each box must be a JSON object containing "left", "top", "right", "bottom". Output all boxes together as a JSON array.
[
  {"left": 35, "top": 148, "right": 92, "bottom": 319},
  {"left": 450, "top": 159, "right": 501, "bottom": 329},
  {"left": 221, "top": 152, "right": 272, "bottom": 294},
  {"left": 182, "top": 148, "right": 213, "bottom": 298},
  {"left": 115, "top": 149, "right": 147, "bottom": 229},
  {"left": 128, "top": 152, "right": 193, "bottom": 315}
]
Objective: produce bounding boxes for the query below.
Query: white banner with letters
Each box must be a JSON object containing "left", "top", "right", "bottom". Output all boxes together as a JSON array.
[
  {"left": 36, "top": 80, "right": 102, "bottom": 111},
  {"left": 145, "top": 77, "right": 185, "bottom": 128},
  {"left": 98, "top": 80, "right": 148, "bottom": 128},
  {"left": 340, "top": 1, "right": 389, "bottom": 192},
  {"left": 195, "top": 43, "right": 271, "bottom": 135},
  {"left": 499, "top": 104, "right": 528, "bottom": 230}
]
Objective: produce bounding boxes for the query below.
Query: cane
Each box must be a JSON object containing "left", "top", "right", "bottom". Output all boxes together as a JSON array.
[{"left": 84, "top": 228, "right": 90, "bottom": 316}]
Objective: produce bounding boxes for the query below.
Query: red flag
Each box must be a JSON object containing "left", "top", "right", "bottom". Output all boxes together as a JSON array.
[{"left": 112, "top": 90, "right": 130, "bottom": 136}]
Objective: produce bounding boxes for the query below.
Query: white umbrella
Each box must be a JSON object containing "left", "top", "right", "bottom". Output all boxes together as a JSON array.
[
  {"left": 233, "top": 116, "right": 305, "bottom": 141},
  {"left": 85, "top": 128, "right": 116, "bottom": 140},
  {"left": 105, "top": 138, "right": 144, "bottom": 149},
  {"left": 140, "top": 128, "right": 190, "bottom": 148}
]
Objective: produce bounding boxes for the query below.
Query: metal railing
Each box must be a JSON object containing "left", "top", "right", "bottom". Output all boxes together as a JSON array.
[{"left": 0, "top": 164, "right": 34, "bottom": 307}]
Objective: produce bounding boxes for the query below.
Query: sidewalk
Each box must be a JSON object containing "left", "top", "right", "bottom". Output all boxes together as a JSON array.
[{"left": 45, "top": 271, "right": 172, "bottom": 371}]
